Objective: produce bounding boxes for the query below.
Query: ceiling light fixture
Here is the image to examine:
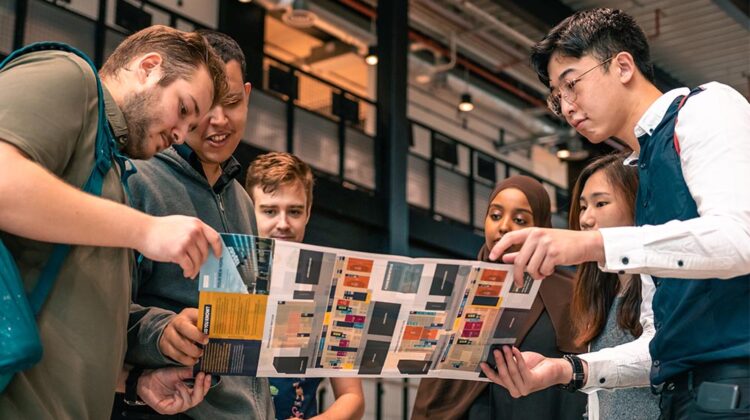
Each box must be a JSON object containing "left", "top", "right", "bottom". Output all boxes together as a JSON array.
[
  {"left": 458, "top": 67, "right": 474, "bottom": 112},
  {"left": 365, "top": 46, "right": 378, "bottom": 66},
  {"left": 556, "top": 148, "right": 571, "bottom": 159},
  {"left": 458, "top": 93, "right": 474, "bottom": 112},
  {"left": 282, "top": 0, "right": 316, "bottom": 28}
]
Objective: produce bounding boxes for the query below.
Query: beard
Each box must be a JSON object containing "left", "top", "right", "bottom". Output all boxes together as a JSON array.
[{"left": 120, "top": 88, "right": 160, "bottom": 159}]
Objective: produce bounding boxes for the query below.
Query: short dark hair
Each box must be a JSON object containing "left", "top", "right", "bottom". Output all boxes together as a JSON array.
[
  {"left": 197, "top": 29, "right": 246, "bottom": 82},
  {"left": 101, "top": 25, "right": 228, "bottom": 106},
  {"left": 530, "top": 8, "right": 654, "bottom": 88}
]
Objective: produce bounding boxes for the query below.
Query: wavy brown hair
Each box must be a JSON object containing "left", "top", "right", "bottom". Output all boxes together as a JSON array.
[
  {"left": 246, "top": 152, "right": 315, "bottom": 210},
  {"left": 101, "top": 25, "right": 228, "bottom": 106},
  {"left": 569, "top": 152, "right": 641, "bottom": 347}
]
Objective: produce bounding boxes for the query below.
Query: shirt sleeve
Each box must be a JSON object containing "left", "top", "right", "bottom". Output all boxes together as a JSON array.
[
  {"left": 0, "top": 51, "right": 96, "bottom": 176},
  {"left": 125, "top": 302, "right": 179, "bottom": 368},
  {"left": 579, "top": 275, "right": 655, "bottom": 392},
  {"left": 599, "top": 83, "right": 750, "bottom": 279}
]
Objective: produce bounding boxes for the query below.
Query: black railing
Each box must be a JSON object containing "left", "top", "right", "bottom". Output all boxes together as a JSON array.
[
  {"left": 256, "top": 54, "right": 378, "bottom": 192},
  {"left": 408, "top": 120, "right": 569, "bottom": 230},
  {"left": 252, "top": 56, "right": 569, "bottom": 231}
]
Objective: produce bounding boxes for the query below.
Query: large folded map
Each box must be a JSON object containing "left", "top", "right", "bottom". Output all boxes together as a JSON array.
[{"left": 196, "top": 233, "right": 540, "bottom": 380}]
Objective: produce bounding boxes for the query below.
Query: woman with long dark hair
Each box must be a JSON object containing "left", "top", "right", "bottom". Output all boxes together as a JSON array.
[{"left": 569, "top": 153, "right": 659, "bottom": 419}]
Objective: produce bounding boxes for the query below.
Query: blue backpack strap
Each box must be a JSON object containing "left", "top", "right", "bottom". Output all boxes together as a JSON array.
[{"left": 1, "top": 42, "right": 136, "bottom": 314}]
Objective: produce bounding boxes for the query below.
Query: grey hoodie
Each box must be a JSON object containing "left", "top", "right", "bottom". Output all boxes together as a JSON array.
[{"left": 126, "top": 145, "right": 273, "bottom": 419}]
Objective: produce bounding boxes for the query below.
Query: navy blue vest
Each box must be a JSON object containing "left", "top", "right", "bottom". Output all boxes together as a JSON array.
[{"left": 636, "top": 89, "right": 750, "bottom": 385}]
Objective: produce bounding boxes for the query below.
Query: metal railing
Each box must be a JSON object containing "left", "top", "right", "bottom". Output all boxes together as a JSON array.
[
  {"left": 408, "top": 120, "right": 569, "bottom": 231},
  {"left": 250, "top": 53, "right": 378, "bottom": 191}
]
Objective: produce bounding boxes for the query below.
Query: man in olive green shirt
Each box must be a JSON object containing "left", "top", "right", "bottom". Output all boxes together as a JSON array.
[{"left": 0, "top": 26, "right": 227, "bottom": 419}]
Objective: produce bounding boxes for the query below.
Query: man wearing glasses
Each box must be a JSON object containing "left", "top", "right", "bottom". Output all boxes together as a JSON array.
[{"left": 483, "top": 7, "right": 750, "bottom": 420}]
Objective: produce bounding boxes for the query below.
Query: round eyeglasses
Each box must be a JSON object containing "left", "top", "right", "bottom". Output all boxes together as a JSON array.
[{"left": 547, "top": 57, "right": 614, "bottom": 117}]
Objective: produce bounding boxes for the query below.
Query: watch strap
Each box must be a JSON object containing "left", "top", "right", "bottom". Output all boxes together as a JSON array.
[
  {"left": 559, "top": 354, "right": 585, "bottom": 392},
  {"left": 124, "top": 367, "right": 147, "bottom": 406}
]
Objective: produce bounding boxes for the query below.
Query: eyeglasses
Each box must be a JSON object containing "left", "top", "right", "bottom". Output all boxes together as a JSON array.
[{"left": 547, "top": 56, "right": 614, "bottom": 117}]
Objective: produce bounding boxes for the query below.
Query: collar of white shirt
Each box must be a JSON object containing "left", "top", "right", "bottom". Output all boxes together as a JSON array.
[
  {"left": 634, "top": 87, "right": 691, "bottom": 139},
  {"left": 624, "top": 86, "right": 691, "bottom": 166}
]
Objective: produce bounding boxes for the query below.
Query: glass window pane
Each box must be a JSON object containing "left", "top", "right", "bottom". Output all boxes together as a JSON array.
[
  {"left": 25, "top": 0, "right": 95, "bottom": 58},
  {"left": 245, "top": 90, "right": 287, "bottom": 152},
  {"left": 435, "top": 167, "right": 470, "bottom": 224},
  {"left": 294, "top": 108, "right": 339, "bottom": 175},
  {"left": 344, "top": 128, "right": 375, "bottom": 190},
  {"left": 407, "top": 155, "right": 430, "bottom": 209},
  {"left": 410, "top": 123, "right": 431, "bottom": 159}
]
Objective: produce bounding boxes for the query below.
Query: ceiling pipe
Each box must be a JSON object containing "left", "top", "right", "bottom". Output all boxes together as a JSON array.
[
  {"left": 424, "top": 32, "right": 457, "bottom": 76},
  {"left": 336, "top": 0, "right": 546, "bottom": 108},
  {"left": 647, "top": 8, "right": 663, "bottom": 39},
  {"left": 414, "top": 1, "right": 526, "bottom": 69},
  {"left": 445, "top": 0, "right": 535, "bottom": 49},
  {"left": 408, "top": 31, "right": 545, "bottom": 107}
]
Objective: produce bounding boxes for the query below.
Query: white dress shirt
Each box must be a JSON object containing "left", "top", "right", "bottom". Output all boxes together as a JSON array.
[
  {"left": 578, "top": 82, "right": 750, "bottom": 419},
  {"left": 599, "top": 82, "right": 750, "bottom": 279}
]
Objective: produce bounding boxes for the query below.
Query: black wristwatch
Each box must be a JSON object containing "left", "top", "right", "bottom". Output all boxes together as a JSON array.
[
  {"left": 124, "top": 367, "right": 147, "bottom": 406},
  {"left": 559, "top": 354, "right": 585, "bottom": 392}
]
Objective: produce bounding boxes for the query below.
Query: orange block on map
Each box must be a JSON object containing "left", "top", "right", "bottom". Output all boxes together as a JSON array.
[
  {"left": 403, "top": 326, "right": 423, "bottom": 340},
  {"left": 343, "top": 274, "right": 370, "bottom": 288},
  {"left": 347, "top": 258, "right": 374, "bottom": 273},
  {"left": 421, "top": 328, "right": 439, "bottom": 340},
  {"left": 481, "top": 269, "right": 507, "bottom": 283},
  {"left": 476, "top": 284, "right": 502, "bottom": 297}
]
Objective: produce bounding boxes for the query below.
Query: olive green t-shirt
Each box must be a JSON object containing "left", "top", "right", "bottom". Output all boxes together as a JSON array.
[{"left": 0, "top": 50, "right": 131, "bottom": 419}]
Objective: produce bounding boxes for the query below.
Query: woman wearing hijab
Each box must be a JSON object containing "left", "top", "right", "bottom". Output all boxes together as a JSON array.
[
  {"left": 412, "top": 175, "right": 587, "bottom": 420},
  {"left": 481, "top": 154, "right": 659, "bottom": 420}
]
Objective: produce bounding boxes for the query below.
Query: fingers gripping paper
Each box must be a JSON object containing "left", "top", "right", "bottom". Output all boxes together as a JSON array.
[{"left": 197, "top": 234, "right": 540, "bottom": 380}]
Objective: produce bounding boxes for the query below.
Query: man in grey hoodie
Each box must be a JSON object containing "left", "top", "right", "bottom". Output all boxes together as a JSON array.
[{"left": 113, "top": 31, "right": 273, "bottom": 419}]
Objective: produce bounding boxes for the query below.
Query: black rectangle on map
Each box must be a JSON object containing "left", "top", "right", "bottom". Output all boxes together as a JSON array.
[
  {"left": 493, "top": 308, "right": 528, "bottom": 340},
  {"left": 349, "top": 292, "right": 368, "bottom": 301},
  {"left": 329, "top": 346, "right": 358, "bottom": 353},
  {"left": 293, "top": 290, "right": 316, "bottom": 300},
  {"left": 429, "top": 265, "right": 458, "bottom": 296},
  {"left": 425, "top": 302, "right": 447, "bottom": 310},
  {"left": 471, "top": 296, "right": 499, "bottom": 307},
  {"left": 358, "top": 340, "right": 390, "bottom": 375},
  {"left": 397, "top": 360, "right": 432, "bottom": 374},
  {"left": 368, "top": 302, "right": 401, "bottom": 336},
  {"left": 296, "top": 250, "right": 323, "bottom": 284},
  {"left": 273, "top": 356, "right": 309, "bottom": 374}
]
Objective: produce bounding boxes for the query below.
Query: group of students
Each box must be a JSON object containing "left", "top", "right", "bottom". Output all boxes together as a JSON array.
[
  {"left": 116, "top": 30, "right": 366, "bottom": 420},
  {"left": 0, "top": 5, "right": 748, "bottom": 420},
  {"left": 0, "top": 25, "right": 364, "bottom": 420}
]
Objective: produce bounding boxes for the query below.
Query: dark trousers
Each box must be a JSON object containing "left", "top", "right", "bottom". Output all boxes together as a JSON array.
[
  {"left": 658, "top": 359, "right": 750, "bottom": 419},
  {"left": 111, "top": 392, "right": 194, "bottom": 420}
]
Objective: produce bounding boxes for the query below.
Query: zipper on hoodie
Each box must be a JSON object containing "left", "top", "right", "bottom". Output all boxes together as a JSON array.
[{"left": 215, "top": 193, "right": 230, "bottom": 233}]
